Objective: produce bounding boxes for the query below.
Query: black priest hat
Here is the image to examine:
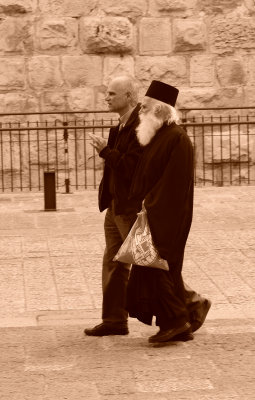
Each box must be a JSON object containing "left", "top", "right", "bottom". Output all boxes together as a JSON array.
[{"left": 145, "top": 80, "right": 179, "bottom": 107}]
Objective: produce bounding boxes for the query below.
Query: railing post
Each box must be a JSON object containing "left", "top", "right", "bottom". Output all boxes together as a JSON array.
[
  {"left": 44, "top": 171, "right": 57, "bottom": 211},
  {"left": 181, "top": 110, "right": 188, "bottom": 133},
  {"left": 63, "top": 121, "right": 70, "bottom": 193},
  {"left": 65, "top": 178, "right": 70, "bottom": 193}
]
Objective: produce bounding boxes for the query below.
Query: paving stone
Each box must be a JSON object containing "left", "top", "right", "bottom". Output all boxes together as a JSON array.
[
  {"left": 23, "top": 257, "right": 59, "bottom": 311},
  {"left": 0, "top": 260, "right": 25, "bottom": 314},
  {"left": 0, "top": 236, "right": 22, "bottom": 259},
  {"left": 22, "top": 235, "right": 48, "bottom": 258},
  {"left": 44, "top": 376, "right": 100, "bottom": 400},
  {"left": 0, "top": 371, "right": 45, "bottom": 400},
  {"left": 52, "top": 256, "right": 94, "bottom": 309},
  {"left": 47, "top": 235, "right": 76, "bottom": 256}
]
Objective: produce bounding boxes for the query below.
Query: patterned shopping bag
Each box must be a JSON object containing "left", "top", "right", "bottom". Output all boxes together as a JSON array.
[{"left": 113, "top": 207, "right": 169, "bottom": 271}]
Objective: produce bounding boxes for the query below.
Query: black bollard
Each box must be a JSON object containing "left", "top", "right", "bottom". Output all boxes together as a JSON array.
[{"left": 44, "top": 171, "right": 57, "bottom": 211}]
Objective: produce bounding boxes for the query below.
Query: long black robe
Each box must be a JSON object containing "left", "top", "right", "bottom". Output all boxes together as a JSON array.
[{"left": 127, "top": 122, "right": 194, "bottom": 326}]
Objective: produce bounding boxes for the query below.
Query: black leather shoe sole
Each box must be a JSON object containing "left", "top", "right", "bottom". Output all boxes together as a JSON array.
[
  {"left": 84, "top": 323, "right": 129, "bottom": 336},
  {"left": 151, "top": 331, "right": 194, "bottom": 345},
  {"left": 170, "top": 331, "right": 194, "bottom": 342},
  {"left": 149, "top": 322, "right": 191, "bottom": 343}
]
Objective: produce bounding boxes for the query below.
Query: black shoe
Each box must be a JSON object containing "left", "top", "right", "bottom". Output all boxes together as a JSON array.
[
  {"left": 84, "top": 322, "right": 129, "bottom": 337},
  {"left": 190, "top": 299, "right": 212, "bottom": 333},
  {"left": 170, "top": 331, "right": 194, "bottom": 342},
  {"left": 148, "top": 322, "right": 191, "bottom": 343}
]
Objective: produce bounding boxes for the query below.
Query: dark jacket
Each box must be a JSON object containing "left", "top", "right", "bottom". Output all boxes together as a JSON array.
[
  {"left": 98, "top": 103, "right": 142, "bottom": 215},
  {"left": 129, "top": 122, "right": 194, "bottom": 266}
]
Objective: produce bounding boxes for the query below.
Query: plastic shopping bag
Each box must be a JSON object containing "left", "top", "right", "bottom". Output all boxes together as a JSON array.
[{"left": 113, "top": 207, "right": 169, "bottom": 271}]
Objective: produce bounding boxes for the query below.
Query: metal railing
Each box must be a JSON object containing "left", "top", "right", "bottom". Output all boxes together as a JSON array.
[
  {"left": 180, "top": 107, "right": 255, "bottom": 186},
  {"left": 0, "top": 108, "right": 254, "bottom": 192}
]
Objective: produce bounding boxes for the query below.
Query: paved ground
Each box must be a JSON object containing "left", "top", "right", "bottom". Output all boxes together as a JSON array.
[{"left": 0, "top": 186, "right": 254, "bottom": 399}]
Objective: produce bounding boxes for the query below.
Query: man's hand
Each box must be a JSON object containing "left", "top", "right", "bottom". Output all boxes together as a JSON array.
[{"left": 88, "top": 133, "right": 107, "bottom": 154}]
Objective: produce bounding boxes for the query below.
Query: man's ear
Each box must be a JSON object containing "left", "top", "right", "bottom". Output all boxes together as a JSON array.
[
  {"left": 126, "top": 91, "right": 132, "bottom": 101},
  {"left": 153, "top": 104, "right": 162, "bottom": 115}
]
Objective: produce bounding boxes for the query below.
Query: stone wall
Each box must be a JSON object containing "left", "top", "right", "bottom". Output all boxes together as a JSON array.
[
  {"left": 0, "top": 0, "right": 255, "bottom": 190},
  {"left": 0, "top": 0, "right": 255, "bottom": 114}
]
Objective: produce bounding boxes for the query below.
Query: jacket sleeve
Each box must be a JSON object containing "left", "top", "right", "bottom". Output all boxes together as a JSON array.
[
  {"left": 144, "top": 133, "right": 194, "bottom": 264},
  {"left": 99, "top": 130, "right": 142, "bottom": 180}
]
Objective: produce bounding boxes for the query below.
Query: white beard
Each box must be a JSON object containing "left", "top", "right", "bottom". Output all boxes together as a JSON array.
[{"left": 136, "top": 112, "right": 163, "bottom": 146}]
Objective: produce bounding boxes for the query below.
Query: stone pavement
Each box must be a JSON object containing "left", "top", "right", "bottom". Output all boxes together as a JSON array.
[{"left": 0, "top": 187, "right": 254, "bottom": 399}]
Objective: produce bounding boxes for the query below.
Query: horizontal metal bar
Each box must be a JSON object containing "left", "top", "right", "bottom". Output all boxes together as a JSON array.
[
  {"left": 1, "top": 121, "right": 255, "bottom": 132},
  {"left": 0, "top": 125, "right": 115, "bottom": 132},
  {"left": 179, "top": 107, "right": 255, "bottom": 111},
  {"left": 0, "top": 110, "right": 111, "bottom": 116},
  {"left": 0, "top": 107, "right": 254, "bottom": 117},
  {"left": 182, "top": 121, "right": 255, "bottom": 127}
]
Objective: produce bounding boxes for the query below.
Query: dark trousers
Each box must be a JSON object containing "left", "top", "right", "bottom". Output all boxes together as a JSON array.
[{"left": 102, "top": 204, "right": 136, "bottom": 324}]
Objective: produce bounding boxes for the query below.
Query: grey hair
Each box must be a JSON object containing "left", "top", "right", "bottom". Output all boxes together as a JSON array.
[{"left": 148, "top": 97, "right": 180, "bottom": 125}]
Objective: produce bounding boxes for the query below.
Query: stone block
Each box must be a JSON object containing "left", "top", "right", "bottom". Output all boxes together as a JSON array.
[
  {"left": 36, "top": 18, "right": 78, "bottom": 50},
  {"left": 149, "top": 0, "right": 197, "bottom": 17},
  {"left": 0, "top": 17, "right": 34, "bottom": 53},
  {"left": 150, "top": 0, "right": 192, "bottom": 14},
  {"left": 0, "top": 93, "right": 38, "bottom": 113},
  {"left": 103, "top": 56, "right": 135, "bottom": 85},
  {"left": 98, "top": 0, "right": 147, "bottom": 20},
  {"left": 0, "top": 93, "right": 39, "bottom": 124},
  {"left": 95, "top": 89, "right": 110, "bottom": 110},
  {"left": 210, "top": 17, "right": 255, "bottom": 53},
  {"left": 244, "top": 87, "right": 255, "bottom": 107},
  {"left": 139, "top": 18, "right": 171, "bottom": 54},
  {"left": 203, "top": 127, "right": 253, "bottom": 163},
  {"left": 190, "top": 55, "right": 215, "bottom": 87},
  {"left": 28, "top": 56, "right": 63, "bottom": 90},
  {"left": 197, "top": 0, "right": 242, "bottom": 14},
  {"left": 178, "top": 87, "right": 244, "bottom": 108},
  {"left": 173, "top": 19, "right": 207, "bottom": 52},
  {"left": 62, "top": 55, "right": 103, "bottom": 87},
  {"left": 245, "top": 54, "right": 255, "bottom": 85},
  {"left": 0, "top": 57, "right": 25, "bottom": 88},
  {"left": 41, "top": 91, "right": 67, "bottom": 112},
  {"left": 80, "top": 17, "right": 134, "bottom": 54},
  {"left": 216, "top": 58, "right": 246, "bottom": 86},
  {"left": 244, "top": 0, "right": 255, "bottom": 14},
  {"left": 67, "top": 87, "right": 95, "bottom": 111},
  {"left": 38, "top": 0, "right": 97, "bottom": 17},
  {"left": 153, "top": 0, "right": 188, "bottom": 11},
  {"left": 0, "top": 0, "right": 35, "bottom": 15},
  {"left": 135, "top": 55, "right": 187, "bottom": 88}
]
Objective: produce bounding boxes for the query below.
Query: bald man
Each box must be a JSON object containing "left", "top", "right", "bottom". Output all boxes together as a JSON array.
[{"left": 85, "top": 76, "right": 142, "bottom": 336}]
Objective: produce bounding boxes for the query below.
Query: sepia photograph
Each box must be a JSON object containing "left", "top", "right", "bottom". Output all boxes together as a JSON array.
[{"left": 0, "top": 0, "right": 254, "bottom": 399}]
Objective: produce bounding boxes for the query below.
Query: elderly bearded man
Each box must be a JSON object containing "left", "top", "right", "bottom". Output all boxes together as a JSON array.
[
  {"left": 126, "top": 80, "right": 211, "bottom": 343},
  {"left": 85, "top": 77, "right": 210, "bottom": 339}
]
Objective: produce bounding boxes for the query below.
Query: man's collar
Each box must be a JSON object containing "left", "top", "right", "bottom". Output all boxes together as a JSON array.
[{"left": 119, "top": 107, "right": 135, "bottom": 128}]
